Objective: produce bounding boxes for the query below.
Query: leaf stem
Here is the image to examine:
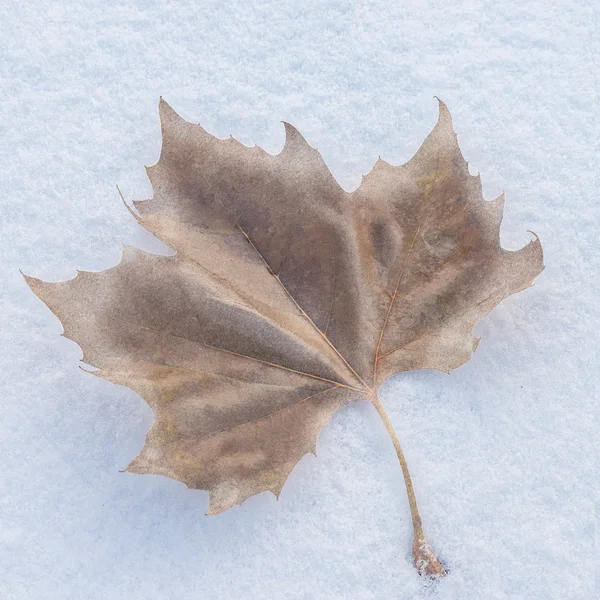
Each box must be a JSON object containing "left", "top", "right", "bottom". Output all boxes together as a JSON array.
[{"left": 371, "top": 393, "right": 447, "bottom": 578}]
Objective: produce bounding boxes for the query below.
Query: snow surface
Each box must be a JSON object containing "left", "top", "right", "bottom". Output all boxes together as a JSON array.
[{"left": 1, "top": 1, "right": 598, "bottom": 598}]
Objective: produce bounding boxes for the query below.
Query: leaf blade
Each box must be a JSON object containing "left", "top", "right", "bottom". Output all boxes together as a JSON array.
[{"left": 25, "top": 98, "right": 544, "bottom": 513}]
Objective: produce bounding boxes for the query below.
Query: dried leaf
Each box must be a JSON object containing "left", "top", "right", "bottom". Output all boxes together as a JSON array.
[{"left": 25, "top": 99, "right": 543, "bottom": 576}]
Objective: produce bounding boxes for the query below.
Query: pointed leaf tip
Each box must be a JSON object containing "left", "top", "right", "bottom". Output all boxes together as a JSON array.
[
  {"left": 20, "top": 270, "right": 39, "bottom": 289},
  {"left": 158, "top": 97, "right": 185, "bottom": 129},
  {"left": 281, "top": 121, "right": 310, "bottom": 152},
  {"left": 434, "top": 96, "right": 453, "bottom": 129}
]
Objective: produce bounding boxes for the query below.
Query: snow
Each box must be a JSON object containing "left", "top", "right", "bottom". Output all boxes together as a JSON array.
[{"left": 0, "top": 1, "right": 597, "bottom": 598}]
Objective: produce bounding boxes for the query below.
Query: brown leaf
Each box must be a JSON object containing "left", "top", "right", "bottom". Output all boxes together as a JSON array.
[{"left": 25, "top": 99, "right": 543, "bottom": 573}]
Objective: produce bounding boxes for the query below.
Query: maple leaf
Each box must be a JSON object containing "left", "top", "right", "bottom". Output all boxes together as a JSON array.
[{"left": 25, "top": 99, "right": 543, "bottom": 577}]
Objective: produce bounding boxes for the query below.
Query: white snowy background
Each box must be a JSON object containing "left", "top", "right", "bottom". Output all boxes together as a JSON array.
[{"left": 1, "top": 1, "right": 597, "bottom": 598}]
